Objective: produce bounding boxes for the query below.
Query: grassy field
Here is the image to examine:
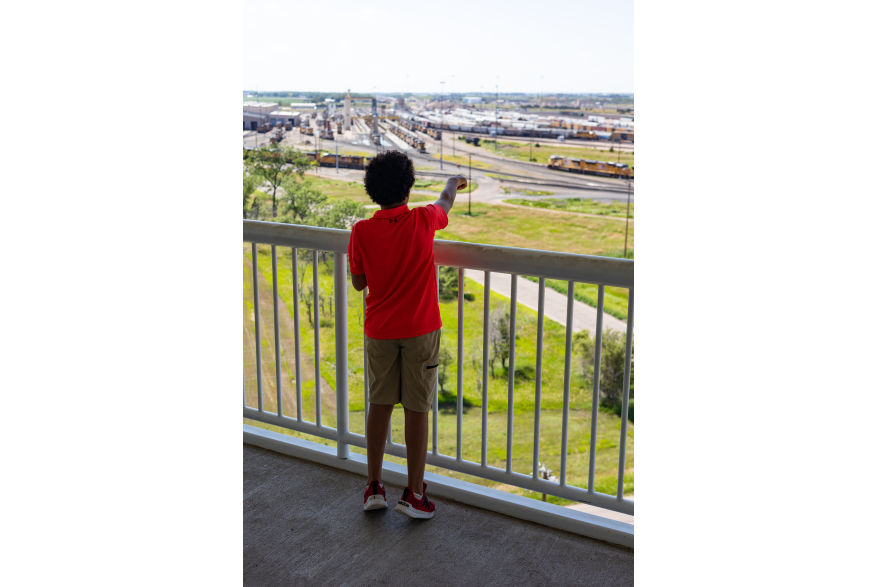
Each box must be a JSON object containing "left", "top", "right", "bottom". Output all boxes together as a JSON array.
[
  {"left": 243, "top": 246, "right": 633, "bottom": 503},
  {"left": 438, "top": 203, "right": 633, "bottom": 258},
  {"left": 505, "top": 198, "right": 634, "bottom": 219},
  {"left": 473, "top": 140, "right": 634, "bottom": 167},
  {"left": 438, "top": 203, "right": 632, "bottom": 318},
  {"left": 430, "top": 153, "right": 493, "bottom": 170},
  {"left": 414, "top": 179, "right": 480, "bottom": 194}
]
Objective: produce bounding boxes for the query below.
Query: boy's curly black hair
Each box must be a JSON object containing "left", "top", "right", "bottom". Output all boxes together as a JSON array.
[{"left": 363, "top": 150, "right": 415, "bottom": 206}]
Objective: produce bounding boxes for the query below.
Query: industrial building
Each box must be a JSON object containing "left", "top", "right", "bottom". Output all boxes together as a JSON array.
[
  {"left": 243, "top": 102, "right": 275, "bottom": 130},
  {"left": 268, "top": 111, "right": 301, "bottom": 127},
  {"left": 242, "top": 101, "right": 301, "bottom": 130}
]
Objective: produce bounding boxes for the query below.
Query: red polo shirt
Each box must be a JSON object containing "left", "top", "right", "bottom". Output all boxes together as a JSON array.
[{"left": 348, "top": 204, "right": 448, "bottom": 339}]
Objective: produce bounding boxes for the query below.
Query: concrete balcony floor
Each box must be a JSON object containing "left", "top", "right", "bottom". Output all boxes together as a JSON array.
[{"left": 244, "top": 444, "right": 634, "bottom": 586}]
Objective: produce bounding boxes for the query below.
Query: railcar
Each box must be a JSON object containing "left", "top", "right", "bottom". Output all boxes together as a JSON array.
[
  {"left": 548, "top": 155, "right": 634, "bottom": 179},
  {"left": 309, "top": 152, "right": 373, "bottom": 170},
  {"left": 384, "top": 120, "right": 427, "bottom": 152}
]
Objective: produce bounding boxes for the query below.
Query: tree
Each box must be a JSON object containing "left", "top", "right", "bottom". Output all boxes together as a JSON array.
[
  {"left": 301, "top": 284, "right": 314, "bottom": 327},
  {"left": 438, "top": 266, "right": 459, "bottom": 301},
  {"left": 574, "top": 329, "right": 634, "bottom": 411},
  {"left": 437, "top": 343, "right": 452, "bottom": 395},
  {"left": 315, "top": 199, "right": 366, "bottom": 229},
  {"left": 244, "top": 144, "right": 312, "bottom": 218},
  {"left": 243, "top": 171, "right": 257, "bottom": 219},
  {"left": 278, "top": 179, "right": 328, "bottom": 225},
  {"left": 488, "top": 304, "right": 510, "bottom": 376}
]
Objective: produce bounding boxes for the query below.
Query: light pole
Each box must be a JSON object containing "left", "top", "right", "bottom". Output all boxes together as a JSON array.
[
  {"left": 494, "top": 80, "right": 498, "bottom": 152},
  {"left": 440, "top": 81, "right": 445, "bottom": 170},
  {"left": 623, "top": 178, "right": 632, "bottom": 259},
  {"left": 468, "top": 153, "right": 472, "bottom": 216}
]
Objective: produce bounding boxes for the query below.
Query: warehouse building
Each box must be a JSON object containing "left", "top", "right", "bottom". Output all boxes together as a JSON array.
[
  {"left": 268, "top": 111, "right": 301, "bottom": 127},
  {"left": 243, "top": 102, "right": 275, "bottom": 130}
]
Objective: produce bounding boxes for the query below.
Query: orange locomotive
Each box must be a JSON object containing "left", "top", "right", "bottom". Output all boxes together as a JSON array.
[{"left": 548, "top": 155, "right": 633, "bottom": 179}]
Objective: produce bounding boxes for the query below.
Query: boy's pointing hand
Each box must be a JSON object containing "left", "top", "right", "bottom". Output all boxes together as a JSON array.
[{"left": 448, "top": 175, "right": 467, "bottom": 191}]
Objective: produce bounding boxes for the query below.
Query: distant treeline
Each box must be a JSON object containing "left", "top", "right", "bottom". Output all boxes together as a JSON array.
[{"left": 244, "top": 91, "right": 633, "bottom": 101}]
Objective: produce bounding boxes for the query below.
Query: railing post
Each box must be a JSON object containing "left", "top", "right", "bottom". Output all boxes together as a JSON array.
[{"left": 334, "top": 253, "right": 349, "bottom": 459}]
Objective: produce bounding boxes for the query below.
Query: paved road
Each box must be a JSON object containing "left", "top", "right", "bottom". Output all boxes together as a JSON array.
[{"left": 463, "top": 270, "right": 627, "bottom": 336}]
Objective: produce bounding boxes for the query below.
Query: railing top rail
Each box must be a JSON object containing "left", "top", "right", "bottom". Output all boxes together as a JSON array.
[{"left": 243, "top": 219, "right": 633, "bottom": 288}]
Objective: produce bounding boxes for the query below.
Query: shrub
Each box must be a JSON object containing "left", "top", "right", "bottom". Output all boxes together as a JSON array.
[
  {"left": 574, "top": 329, "right": 634, "bottom": 416},
  {"left": 438, "top": 266, "right": 459, "bottom": 301}
]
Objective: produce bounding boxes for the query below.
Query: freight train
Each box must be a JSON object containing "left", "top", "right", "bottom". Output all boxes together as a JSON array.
[
  {"left": 547, "top": 155, "right": 634, "bottom": 179},
  {"left": 396, "top": 113, "right": 442, "bottom": 140},
  {"left": 305, "top": 152, "right": 372, "bottom": 169},
  {"left": 243, "top": 148, "right": 372, "bottom": 170},
  {"left": 383, "top": 120, "right": 427, "bottom": 152},
  {"left": 395, "top": 111, "right": 601, "bottom": 141}
]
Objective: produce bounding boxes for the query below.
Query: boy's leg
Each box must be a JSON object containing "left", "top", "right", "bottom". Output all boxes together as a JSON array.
[
  {"left": 366, "top": 404, "right": 394, "bottom": 484},
  {"left": 403, "top": 407, "right": 429, "bottom": 495},
  {"left": 398, "top": 328, "right": 441, "bottom": 496}
]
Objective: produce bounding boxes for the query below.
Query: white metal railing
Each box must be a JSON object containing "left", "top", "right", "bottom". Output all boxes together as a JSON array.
[{"left": 243, "top": 219, "right": 634, "bottom": 516}]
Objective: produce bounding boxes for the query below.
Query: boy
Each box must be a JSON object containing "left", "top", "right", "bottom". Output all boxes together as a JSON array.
[{"left": 348, "top": 150, "right": 466, "bottom": 520}]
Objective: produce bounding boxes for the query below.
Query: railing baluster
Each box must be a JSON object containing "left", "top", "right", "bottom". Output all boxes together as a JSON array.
[
  {"left": 506, "top": 275, "right": 517, "bottom": 474},
  {"left": 272, "top": 246, "right": 282, "bottom": 417},
  {"left": 313, "top": 250, "right": 321, "bottom": 427},
  {"left": 433, "top": 264, "right": 439, "bottom": 455},
  {"left": 560, "top": 280, "right": 575, "bottom": 486},
  {"left": 252, "top": 243, "right": 263, "bottom": 412},
  {"left": 456, "top": 268, "right": 465, "bottom": 461},
  {"left": 481, "top": 271, "right": 490, "bottom": 467},
  {"left": 532, "top": 277, "right": 545, "bottom": 478},
  {"left": 363, "top": 287, "right": 369, "bottom": 430},
  {"left": 617, "top": 288, "right": 634, "bottom": 499},
  {"left": 588, "top": 285, "right": 605, "bottom": 492},
  {"left": 334, "top": 252, "right": 349, "bottom": 459},
  {"left": 292, "top": 249, "right": 302, "bottom": 421}
]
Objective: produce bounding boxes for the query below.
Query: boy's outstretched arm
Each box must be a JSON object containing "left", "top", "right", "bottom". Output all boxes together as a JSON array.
[{"left": 433, "top": 175, "right": 467, "bottom": 215}]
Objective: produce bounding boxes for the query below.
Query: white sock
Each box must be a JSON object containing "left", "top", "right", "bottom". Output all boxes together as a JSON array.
[{"left": 413, "top": 492, "right": 422, "bottom": 500}]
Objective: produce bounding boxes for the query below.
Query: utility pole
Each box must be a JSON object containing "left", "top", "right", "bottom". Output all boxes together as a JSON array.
[
  {"left": 336, "top": 140, "right": 338, "bottom": 173},
  {"left": 468, "top": 153, "right": 472, "bottom": 216},
  {"left": 495, "top": 80, "right": 498, "bottom": 152},
  {"left": 440, "top": 81, "right": 445, "bottom": 170}
]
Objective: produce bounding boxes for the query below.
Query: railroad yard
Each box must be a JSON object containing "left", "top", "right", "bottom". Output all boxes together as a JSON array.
[{"left": 243, "top": 98, "right": 634, "bottom": 209}]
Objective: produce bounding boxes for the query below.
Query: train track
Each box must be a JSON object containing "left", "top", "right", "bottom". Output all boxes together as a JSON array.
[
  {"left": 409, "top": 130, "right": 631, "bottom": 191},
  {"left": 415, "top": 168, "right": 632, "bottom": 195}
]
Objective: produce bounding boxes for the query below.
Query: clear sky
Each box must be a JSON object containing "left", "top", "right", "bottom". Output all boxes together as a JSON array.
[{"left": 243, "top": 0, "right": 633, "bottom": 95}]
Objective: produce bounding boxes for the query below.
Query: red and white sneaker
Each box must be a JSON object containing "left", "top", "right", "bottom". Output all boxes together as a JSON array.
[
  {"left": 394, "top": 483, "right": 436, "bottom": 519},
  {"left": 363, "top": 480, "right": 387, "bottom": 511}
]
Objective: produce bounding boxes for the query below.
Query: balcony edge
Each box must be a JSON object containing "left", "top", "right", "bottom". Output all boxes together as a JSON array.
[{"left": 243, "top": 424, "right": 633, "bottom": 549}]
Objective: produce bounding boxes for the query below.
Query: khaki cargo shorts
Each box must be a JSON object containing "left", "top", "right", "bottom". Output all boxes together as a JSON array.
[{"left": 365, "top": 328, "right": 441, "bottom": 412}]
